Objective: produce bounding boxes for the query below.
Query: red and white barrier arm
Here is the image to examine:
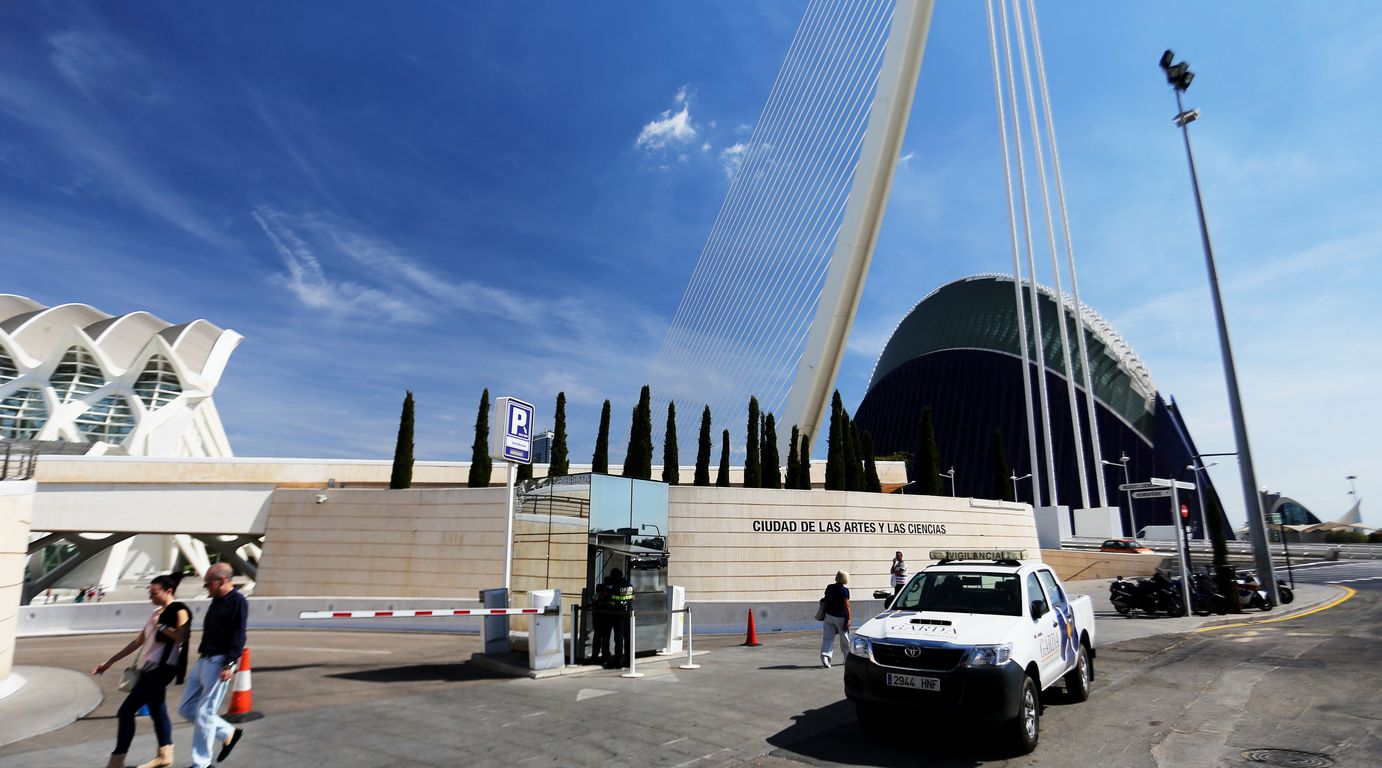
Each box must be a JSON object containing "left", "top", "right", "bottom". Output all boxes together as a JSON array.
[{"left": 298, "top": 607, "right": 553, "bottom": 620}]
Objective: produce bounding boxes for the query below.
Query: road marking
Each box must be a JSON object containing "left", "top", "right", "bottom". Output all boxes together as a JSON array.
[
  {"left": 663, "top": 737, "right": 688, "bottom": 746},
  {"left": 1327, "top": 575, "right": 1382, "bottom": 583},
  {"left": 1195, "top": 587, "right": 1357, "bottom": 633}
]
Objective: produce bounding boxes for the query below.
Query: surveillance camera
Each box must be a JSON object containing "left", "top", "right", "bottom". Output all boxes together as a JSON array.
[{"left": 315, "top": 494, "right": 328, "bottom": 504}]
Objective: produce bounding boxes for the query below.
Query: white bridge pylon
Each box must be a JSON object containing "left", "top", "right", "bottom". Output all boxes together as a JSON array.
[{"left": 651, "top": 0, "right": 936, "bottom": 454}]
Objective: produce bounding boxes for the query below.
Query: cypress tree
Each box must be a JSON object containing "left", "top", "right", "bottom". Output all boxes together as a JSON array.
[
  {"left": 824, "top": 391, "right": 846, "bottom": 491},
  {"left": 913, "top": 406, "right": 943, "bottom": 496},
  {"left": 991, "top": 429, "right": 1013, "bottom": 501},
  {"left": 516, "top": 460, "right": 533, "bottom": 482},
  {"left": 592, "top": 399, "right": 611, "bottom": 474},
  {"left": 744, "top": 396, "right": 761, "bottom": 488},
  {"left": 798, "top": 430, "right": 812, "bottom": 489},
  {"left": 761, "top": 413, "right": 781, "bottom": 489},
  {"left": 467, "top": 389, "right": 492, "bottom": 487},
  {"left": 549, "top": 392, "right": 569, "bottom": 477},
  {"left": 662, "top": 402, "right": 680, "bottom": 485},
  {"left": 844, "top": 415, "right": 863, "bottom": 491},
  {"left": 694, "top": 406, "right": 712, "bottom": 486},
  {"left": 623, "top": 385, "right": 653, "bottom": 480},
  {"left": 715, "top": 429, "right": 731, "bottom": 487},
  {"left": 785, "top": 424, "right": 801, "bottom": 490},
  {"left": 862, "top": 430, "right": 881, "bottom": 493},
  {"left": 389, "top": 390, "right": 415, "bottom": 490}
]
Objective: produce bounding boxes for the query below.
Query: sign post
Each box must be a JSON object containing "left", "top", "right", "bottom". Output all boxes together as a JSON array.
[
  {"left": 491, "top": 397, "right": 534, "bottom": 593},
  {"left": 1146, "top": 477, "right": 1196, "bottom": 615}
]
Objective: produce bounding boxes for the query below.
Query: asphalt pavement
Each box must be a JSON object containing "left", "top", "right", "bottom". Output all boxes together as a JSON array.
[{"left": 0, "top": 572, "right": 1367, "bottom": 768}]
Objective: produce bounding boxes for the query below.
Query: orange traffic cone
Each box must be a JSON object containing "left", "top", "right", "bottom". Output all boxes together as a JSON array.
[
  {"left": 224, "top": 649, "right": 263, "bottom": 723},
  {"left": 742, "top": 610, "right": 762, "bottom": 647}
]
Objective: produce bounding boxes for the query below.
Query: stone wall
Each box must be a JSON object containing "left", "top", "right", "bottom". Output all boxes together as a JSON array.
[
  {"left": 255, "top": 487, "right": 507, "bottom": 597},
  {"left": 667, "top": 487, "right": 1040, "bottom": 602}
]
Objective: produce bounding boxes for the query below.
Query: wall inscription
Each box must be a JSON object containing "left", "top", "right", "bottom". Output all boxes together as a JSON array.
[{"left": 752, "top": 520, "right": 947, "bottom": 535}]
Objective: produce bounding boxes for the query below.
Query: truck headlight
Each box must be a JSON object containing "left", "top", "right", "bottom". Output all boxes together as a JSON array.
[
  {"left": 851, "top": 635, "right": 872, "bottom": 657},
  {"left": 963, "top": 643, "right": 1012, "bottom": 668}
]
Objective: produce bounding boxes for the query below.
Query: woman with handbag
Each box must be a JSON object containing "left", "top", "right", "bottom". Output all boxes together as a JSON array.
[
  {"left": 92, "top": 574, "right": 191, "bottom": 768},
  {"left": 819, "top": 570, "right": 851, "bottom": 668}
]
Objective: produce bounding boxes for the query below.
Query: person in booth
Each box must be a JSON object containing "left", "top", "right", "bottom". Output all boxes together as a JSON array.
[{"left": 604, "top": 568, "right": 635, "bottom": 669}]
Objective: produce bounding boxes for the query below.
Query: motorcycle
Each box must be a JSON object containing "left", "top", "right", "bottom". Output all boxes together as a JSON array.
[
  {"left": 1275, "top": 577, "right": 1295, "bottom": 604},
  {"left": 1182, "top": 572, "right": 1228, "bottom": 616},
  {"left": 1235, "top": 571, "right": 1273, "bottom": 611},
  {"left": 1109, "top": 574, "right": 1184, "bottom": 617}
]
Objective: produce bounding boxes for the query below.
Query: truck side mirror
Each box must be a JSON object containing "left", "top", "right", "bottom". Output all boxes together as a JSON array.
[{"left": 1030, "top": 599, "right": 1048, "bottom": 620}]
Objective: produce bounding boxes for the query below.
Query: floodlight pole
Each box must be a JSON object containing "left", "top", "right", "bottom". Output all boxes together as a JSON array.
[{"left": 1162, "top": 52, "right": 1278, "bottom": 604}]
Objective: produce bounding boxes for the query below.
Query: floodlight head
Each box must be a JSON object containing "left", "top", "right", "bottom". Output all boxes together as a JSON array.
[{"left": 1159, "top": 49, "right": 1175, "bottom": 71}]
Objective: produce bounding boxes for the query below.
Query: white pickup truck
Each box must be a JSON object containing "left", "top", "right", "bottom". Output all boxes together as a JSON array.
[{"left": 844, "top": 550, "right": 1095, "bottom": 754}]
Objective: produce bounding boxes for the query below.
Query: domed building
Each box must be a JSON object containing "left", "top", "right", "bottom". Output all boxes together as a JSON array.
[
  {"left": 0, "top": 295, "right": 241, "bottom": 457},
  {"left": 853, "top": 274, "right": 1232, "bottom": 539}
]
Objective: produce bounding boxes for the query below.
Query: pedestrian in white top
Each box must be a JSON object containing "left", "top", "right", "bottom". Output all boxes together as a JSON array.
[{"left": 890, "top": 551, "right": 907, "bottom": 599}]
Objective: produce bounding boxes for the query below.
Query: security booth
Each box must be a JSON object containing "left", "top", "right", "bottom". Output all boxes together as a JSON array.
[{"left": 512, "top": 473, "right": 669, "bottom": 664}]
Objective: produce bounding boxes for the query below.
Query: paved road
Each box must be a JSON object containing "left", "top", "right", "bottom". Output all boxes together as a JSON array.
[
  {"left": 1277, "top": 559, "right": 1382, "bottom": 586},
  {"left": 2, "top": 584, "right": 1375, "bottom": 768}
]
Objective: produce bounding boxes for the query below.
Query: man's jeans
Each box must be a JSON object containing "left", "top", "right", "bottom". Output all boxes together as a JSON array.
[{"left": 179, "top": 655, "right": 234, "bottom": 768}]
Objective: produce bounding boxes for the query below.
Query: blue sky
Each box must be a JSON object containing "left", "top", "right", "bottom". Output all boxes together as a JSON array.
[{"left": 3, "top": 2, "right": 1377, "bottom": 527}]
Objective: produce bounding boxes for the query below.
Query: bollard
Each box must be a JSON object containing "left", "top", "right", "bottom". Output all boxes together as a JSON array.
[
  {"left": 679, "top": 606, "right": 700, "bottom": 670},
  {"left": 620, "top": 610, "right": 643, "bottom": 678}
]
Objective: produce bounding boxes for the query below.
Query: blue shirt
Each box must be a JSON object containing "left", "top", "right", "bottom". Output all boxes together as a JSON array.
[
  {"left": 823, "top": 583, "right": 849, "bottom": 618},
  {"left": 198, "top": 588, "right": 248, "bottom": 661}
]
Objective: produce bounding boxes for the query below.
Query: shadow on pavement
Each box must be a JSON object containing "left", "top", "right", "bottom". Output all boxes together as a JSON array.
[
  {"left": 759, "top": 664, "right": 823, "bottom": 671},
  {"left": 765, "top": 700, "right": 1033, "bottom": 767},
  {"left": 327, "top": 663, "right": 509, "bottom": 684}
]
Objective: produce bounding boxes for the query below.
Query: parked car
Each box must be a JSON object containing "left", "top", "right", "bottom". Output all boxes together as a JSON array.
[{"left": 1099, "top": 539, "right": 1153, "bottom": 554}]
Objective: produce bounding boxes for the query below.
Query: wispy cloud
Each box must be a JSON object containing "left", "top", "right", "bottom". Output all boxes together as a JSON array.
[
  {"left": 636, "top": 86, "right": 697, "bottom": 150},
  {"left": 719, "top": 142, "right": 747, "bottom": 180},
  {"left": 252, "top": 207, "right": 424, "bottom": 322},
  {"left": 48, "top": 27, "right": 165, "bottom": 104}
]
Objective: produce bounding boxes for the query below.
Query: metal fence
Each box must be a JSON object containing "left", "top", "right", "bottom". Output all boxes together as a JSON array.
[{"left": 1, "top": 441, "right": 37, "bottom": 481}]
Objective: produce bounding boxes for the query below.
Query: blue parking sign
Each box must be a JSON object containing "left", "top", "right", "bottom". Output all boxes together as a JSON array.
[{"left": 490, "top": 396, "right": 534, "bottom": 464}]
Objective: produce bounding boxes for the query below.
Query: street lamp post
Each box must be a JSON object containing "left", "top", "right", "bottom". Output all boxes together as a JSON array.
[
  {"left": 941, "top": 467, "right": 956, "bottom": 497},
  {"left": 1010, "top": 472, "right": 1032, "bottom": 504},
  {"left": 1102, "top": 453, "right": 1133, "bottom": 536},
  {"left": 1159, "top": 50, "right": 1278, "bottom": 604},
  {"left": 1186, "top": 461, "right": 1217, "bottom": 574}
]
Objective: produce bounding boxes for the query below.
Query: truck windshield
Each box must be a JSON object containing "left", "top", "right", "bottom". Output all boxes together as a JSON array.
[{"left": 893, "top": 571, "right": 1022, "bottom": 616}]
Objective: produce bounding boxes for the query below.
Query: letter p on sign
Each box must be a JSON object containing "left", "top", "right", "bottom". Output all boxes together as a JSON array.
[{"left": 491, "top": 396, "right": 534, "bottom": 464}]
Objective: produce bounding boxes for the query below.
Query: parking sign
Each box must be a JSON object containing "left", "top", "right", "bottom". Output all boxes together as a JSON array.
[{"left": 490, "top": 396, "right": 534, "bottom": 464}]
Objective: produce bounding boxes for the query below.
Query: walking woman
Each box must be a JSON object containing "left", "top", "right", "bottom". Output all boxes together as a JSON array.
[
  {"left": 92, "top": 574, "right": 190, "bottom": 768},
  {"left": 819, "top": 570, "right": 851, "bottom": 668}
]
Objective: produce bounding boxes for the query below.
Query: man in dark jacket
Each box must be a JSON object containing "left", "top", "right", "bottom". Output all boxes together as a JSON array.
[
  {"left": 178, "top": 563, "right": 248, "bottom": 767},
  {"left": 605, "top": 568, "right": 635, "bottom": 668}
]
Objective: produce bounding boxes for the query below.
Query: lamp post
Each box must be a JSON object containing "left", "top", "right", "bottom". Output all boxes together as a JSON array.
[
  {"left": 1010, "top": 472, "right": 1032, "bottom": 504},
  {"left": 1159, "top": 49, "right": 1278, "bottom": 605},
  {"left": 940, "top": 467, "right": 956, "bottom": 497},
  {"left": 1102, "top": 453, "right": 1133, "bottom": 536}
]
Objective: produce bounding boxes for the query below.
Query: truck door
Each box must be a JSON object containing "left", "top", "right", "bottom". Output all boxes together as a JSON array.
[
  {"left": 1027, "top": 572, "right": 1062, "bottom": 687},
  {"left": 1036, "top": 568, "right": 1078, "bottom": 679}
]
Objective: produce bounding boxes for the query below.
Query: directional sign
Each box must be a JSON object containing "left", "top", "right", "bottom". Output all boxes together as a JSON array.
[
  {"left": 1148, "top": 477, "right": 1196, "bottom": 490},
  {"left": 1119, "top": 482, "right": 1162, "bottom": 493},
  {"left": 1131, "top": 489, "right": 1172, "bottom": 499},
  {"left": 490, "top": 396, "right": 534, "bottom": 464}
]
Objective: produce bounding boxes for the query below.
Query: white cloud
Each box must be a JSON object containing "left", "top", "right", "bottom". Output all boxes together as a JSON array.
[
  {"left": 719, "top": 142, "right": 747, "bottom": 180},
  {"left": 635, "top": 86, "right": 698, "bottom": 150},
  {"left": 898, "top": 150, "right": 916, "bottom": 172},
  {"left": 251, "top": 207, "right": 423, "bottom": 322}
]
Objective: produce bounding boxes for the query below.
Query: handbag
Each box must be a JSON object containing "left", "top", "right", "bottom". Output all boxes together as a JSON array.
[
  {"left": 815, "top": 597, "right": 827, "bottom": 622},
  {"left": 117, "top": 639, "right": 145, "bottom": 692}
]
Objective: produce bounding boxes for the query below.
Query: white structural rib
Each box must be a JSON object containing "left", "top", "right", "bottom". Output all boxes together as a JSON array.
[{"left": 781, "top": 0, "right": 936, "bottom": 447}]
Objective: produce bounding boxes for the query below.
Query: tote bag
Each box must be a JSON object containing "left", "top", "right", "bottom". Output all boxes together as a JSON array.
[{"left": 117, "top": 647, "right": 143, "bottom": 692}]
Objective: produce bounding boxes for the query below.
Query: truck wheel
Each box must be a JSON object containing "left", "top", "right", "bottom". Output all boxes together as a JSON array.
[
  {"left": 1063, "top": 645, "right": 1091, "bottom": 703},
  {"left": 1006, "top": 675, "right": 1040, "bottom": 755}
]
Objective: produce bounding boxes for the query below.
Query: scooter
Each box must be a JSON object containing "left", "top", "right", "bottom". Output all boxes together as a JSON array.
[
  {"left": 1109, "top": 575, "right": 1183, "bottom": 617},
  {"left": 1235, "top": 571, "right": 1273, "bottom": 611},
  {"left": 1182, "top": 572, "right": 1228, "bottom": 616}
]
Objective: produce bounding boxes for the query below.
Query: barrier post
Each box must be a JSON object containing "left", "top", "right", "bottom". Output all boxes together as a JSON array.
[
  {"left": 620, "top": 610, "right": 643, "bottom": 678},
  {"left": 679, "top": 606, "right": 700, "bottom": 670}
]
